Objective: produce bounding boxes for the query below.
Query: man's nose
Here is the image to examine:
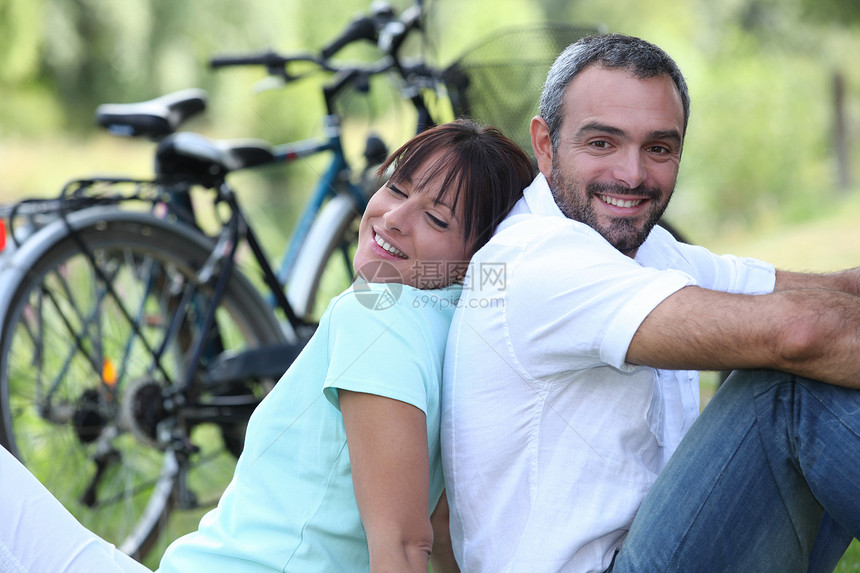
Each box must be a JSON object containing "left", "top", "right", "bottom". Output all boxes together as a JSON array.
[{"left": 611, "top": 148, "right": 647, "bottom": 189}]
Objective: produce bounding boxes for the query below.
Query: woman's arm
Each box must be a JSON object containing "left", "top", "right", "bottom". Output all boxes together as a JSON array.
[{"left": 340, "top": 390, "right": 434, "bottom": 573}]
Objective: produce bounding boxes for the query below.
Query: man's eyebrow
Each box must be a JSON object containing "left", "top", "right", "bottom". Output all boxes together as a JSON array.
[
  {"left": 648, "top": 129, "right": 683, "bottom": 145},
  {"left": 575, "top": 122, "right": 682, "bottom": 145},
  {"left": 575, "top": 122, "right": 625, "bottom": 139}
]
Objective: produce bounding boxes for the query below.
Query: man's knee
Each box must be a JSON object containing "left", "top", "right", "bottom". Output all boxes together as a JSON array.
[{"left": 718, "top": 368, "right": 802, "bottom": 400}]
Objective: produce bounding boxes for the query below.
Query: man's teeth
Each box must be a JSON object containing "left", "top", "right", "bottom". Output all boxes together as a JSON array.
[
  {"left": 375, "top": 234, "right": 407, "bottom": 258},
  {"left": 598, "top": 195, "right": 644, "bottom": 208}
]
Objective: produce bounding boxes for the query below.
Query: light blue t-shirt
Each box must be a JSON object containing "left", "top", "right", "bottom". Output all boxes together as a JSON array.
[{"left": 159, "top": 282, "right": 461, "bottom": 573}]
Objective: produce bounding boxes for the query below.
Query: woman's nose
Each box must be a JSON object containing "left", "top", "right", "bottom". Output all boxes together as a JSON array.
[{"left": 383, "top": 202, "right": 412, "bottom": 234}]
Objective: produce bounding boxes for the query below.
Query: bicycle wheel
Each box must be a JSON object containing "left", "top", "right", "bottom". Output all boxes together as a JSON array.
[
  {"left": 0, "top": 207, "right": 285, "bottom": 563},
  {"left": 287, "top": 191, "right": 364, "bottom": 322}
]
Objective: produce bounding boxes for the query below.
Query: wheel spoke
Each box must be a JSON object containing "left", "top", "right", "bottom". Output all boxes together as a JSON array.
[{"left": 0, "top": 215, "right": 284, "bottom": 562}]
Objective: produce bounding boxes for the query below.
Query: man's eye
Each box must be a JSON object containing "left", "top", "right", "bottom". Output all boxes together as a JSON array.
[
  {"left": 427, "top": 214, "right": 449, "bottom": 229},
  {"left": 648, "top": 145, "right": 671, "bottom": 154},
  {"left": 590, "top": 140, "right": 609, "bottom": 149}
]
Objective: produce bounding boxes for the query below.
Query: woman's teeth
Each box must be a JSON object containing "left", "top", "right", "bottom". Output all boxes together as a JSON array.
[{"left": 375, "top": 234, "right": 407, "bottom": 258}]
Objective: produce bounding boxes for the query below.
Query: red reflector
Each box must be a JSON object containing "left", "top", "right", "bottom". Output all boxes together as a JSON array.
[{"left": 0, "top": 220, "right": 6, "bottom": 252}]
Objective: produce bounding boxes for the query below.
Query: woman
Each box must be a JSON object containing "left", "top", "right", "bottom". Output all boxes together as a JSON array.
[{"left": 0, "top": 119, "right": 535, "bottom": 573}]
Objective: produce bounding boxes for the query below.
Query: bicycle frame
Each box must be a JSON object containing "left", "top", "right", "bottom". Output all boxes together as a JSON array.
[
  {"left": 270, "top": 114, "right": 369, "bottom": 288},
  {"left": 128, "top": 115, "right": 377, "bottom": 398}
]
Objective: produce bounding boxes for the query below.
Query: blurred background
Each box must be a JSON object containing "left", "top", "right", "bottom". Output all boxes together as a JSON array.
[
  {"left": 2, "top": 0, "right": 860, "bottom": 568},
  {"left": 2, "top": 0, "right": 860, "bottom": 246}
]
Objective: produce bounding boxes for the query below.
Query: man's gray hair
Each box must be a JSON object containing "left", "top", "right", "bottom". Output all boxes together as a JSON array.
[{"left": 539, "top": 33, "right": 691, "bottom": 151}]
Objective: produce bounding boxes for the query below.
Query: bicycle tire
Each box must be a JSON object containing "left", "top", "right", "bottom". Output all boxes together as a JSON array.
[
  {"left": 287, "top": 191, "right": 364, "bottom": 322},
  {"left": 0, "top": 207, "right": 285, "bottom": 563}
]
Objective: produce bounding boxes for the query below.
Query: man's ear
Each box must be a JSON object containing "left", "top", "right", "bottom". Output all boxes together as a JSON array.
[{"left": 530, "top": 116, "right": 553, "bottom": 185}]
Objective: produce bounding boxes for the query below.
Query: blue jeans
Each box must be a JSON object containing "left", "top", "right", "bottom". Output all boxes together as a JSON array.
[{"left": 610, "top": 369, "right": 859, "bottom": 573}]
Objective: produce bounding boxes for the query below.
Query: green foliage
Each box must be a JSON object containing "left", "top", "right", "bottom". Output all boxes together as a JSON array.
[
  {"left": 2, "top": 0, "right": 860, "bottom": 239},
  {"left": 681, "top": 53, "right": 832, "bottom": 230},
  {"left": 676, "top": 0, "right": 860, "bottom": 239},
  {"left": 0, "top": 0, "right": 43, "bottom": 84},
  {"left": 800, "top": 0, "right": 860, "bottom": 26}
]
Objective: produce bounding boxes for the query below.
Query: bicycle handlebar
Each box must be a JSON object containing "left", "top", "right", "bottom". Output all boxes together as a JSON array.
[
  {"left": 318, "top": 0, "right": 424, "bottom": 60},
  {"left": 320, "top": 16, "right": 378, "bottom": 60},
  {"left": 320, "top": 1, "right": 397, "bottom": 60},
  {"left": 209, "top": 1, "right": 426, "bottom": 81},
  {"left": 208, "top": 0, "right": 439, "bottom": 120},
  {"left": 210, "top": 51, "right": 297, "bottom": 68},
  {"left": 209, "top": 51, "right": 326, "bottom": 82},
  {"left": 379, "top": 3, "right": 421, "bottom": 57}
]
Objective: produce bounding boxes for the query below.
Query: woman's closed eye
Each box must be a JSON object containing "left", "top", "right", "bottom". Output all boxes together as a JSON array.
[
  {"left": 388, "top": 182, "right": 407, "bottom": 197},
  {"left": 426, "top": 213, "right": 449, "bottom": 229}
]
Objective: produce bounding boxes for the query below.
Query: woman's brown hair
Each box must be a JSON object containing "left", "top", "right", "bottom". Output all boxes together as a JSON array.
[{"left": 378, "top": 119, "right": 535, "bottom": 255}]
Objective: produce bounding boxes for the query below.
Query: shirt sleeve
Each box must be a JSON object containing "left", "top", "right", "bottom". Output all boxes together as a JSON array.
[
  {"left": 640, "top": 225, "right": 776, "bottom": 294},
  {"left": 503, "top": 219, "right": 694, "bottom": 376},
  {"left": 321, "top": 289, "right": 433, "bottom": 414}
]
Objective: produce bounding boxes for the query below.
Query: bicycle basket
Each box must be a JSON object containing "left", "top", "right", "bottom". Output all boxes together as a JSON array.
[{"left": 443, "top": 23, "right": 602, "bottom": 156}]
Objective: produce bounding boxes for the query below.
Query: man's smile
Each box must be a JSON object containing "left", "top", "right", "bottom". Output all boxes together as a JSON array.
[{"left": 596, "top": 194, "right": 646, "bottom": 209}]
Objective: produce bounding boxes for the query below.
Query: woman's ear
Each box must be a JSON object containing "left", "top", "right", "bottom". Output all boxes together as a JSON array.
[{"left": 530, "top": 116, "right": 554, "bottom": 185}]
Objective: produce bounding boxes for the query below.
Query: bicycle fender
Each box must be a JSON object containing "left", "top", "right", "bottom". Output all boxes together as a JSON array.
[
  {"left": 286, "top": 193, "right": 360, "bottom": 318},
  {"left": 0, "top": 207, "right": 216, "bottom": 332}
]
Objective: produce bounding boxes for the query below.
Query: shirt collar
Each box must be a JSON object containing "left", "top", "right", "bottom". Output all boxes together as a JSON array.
[
  {"left": 496, "top": 173, "right": 565, "bottom": 235},
  {"left": 522, "top": 173, "right": 566, "bottom": 218}
]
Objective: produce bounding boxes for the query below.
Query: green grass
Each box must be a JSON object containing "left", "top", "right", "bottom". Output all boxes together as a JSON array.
[{"left": 839, "top": 542, "right": 860, "bottom": 573}]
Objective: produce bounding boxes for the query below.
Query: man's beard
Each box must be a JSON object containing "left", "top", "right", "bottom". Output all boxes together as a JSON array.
[{"left": 550, "top": 162, "right": 670, "bottom": 256}]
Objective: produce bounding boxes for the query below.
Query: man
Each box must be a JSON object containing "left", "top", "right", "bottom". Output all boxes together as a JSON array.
[{"left": 441, "top": 33, "right": 860, "bottom": 572}]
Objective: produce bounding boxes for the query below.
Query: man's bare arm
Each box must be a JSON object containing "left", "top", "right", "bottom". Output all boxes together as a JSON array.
[
  {"left": 626, "top": 285, "right": 860, "bottom": 388},
  {"left": 775, "top": 268, "right": 860, "bottom": 295}
]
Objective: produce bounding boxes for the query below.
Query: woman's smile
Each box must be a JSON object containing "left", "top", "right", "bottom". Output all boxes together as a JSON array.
[{"left": 372, "top": 231, "right": 408, "bottom": 259}]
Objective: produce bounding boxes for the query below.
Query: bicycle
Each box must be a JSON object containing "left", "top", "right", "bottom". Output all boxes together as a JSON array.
[
  {"left": 0, "top": 1, "right": 601, "bottom": 564},
  {"left": 0, "top": 1, "right": 448, "bottom": 563}
]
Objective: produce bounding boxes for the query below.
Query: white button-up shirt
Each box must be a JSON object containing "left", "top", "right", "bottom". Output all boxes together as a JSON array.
[{"left": 441, "top": 174, "right": 775, "bottom": 572}]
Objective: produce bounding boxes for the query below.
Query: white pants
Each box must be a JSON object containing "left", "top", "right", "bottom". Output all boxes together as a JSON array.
[{"left": 0, "top": 446, "right": 152, "bottom": 573}]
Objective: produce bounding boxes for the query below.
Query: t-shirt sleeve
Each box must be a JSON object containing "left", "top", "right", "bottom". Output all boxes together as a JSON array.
[
  {"left": 504, "top": 220, "right": 694, "bottom": 376},
  {"left": 321, "top": 291, "right": 433, "bottom": 414}
]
